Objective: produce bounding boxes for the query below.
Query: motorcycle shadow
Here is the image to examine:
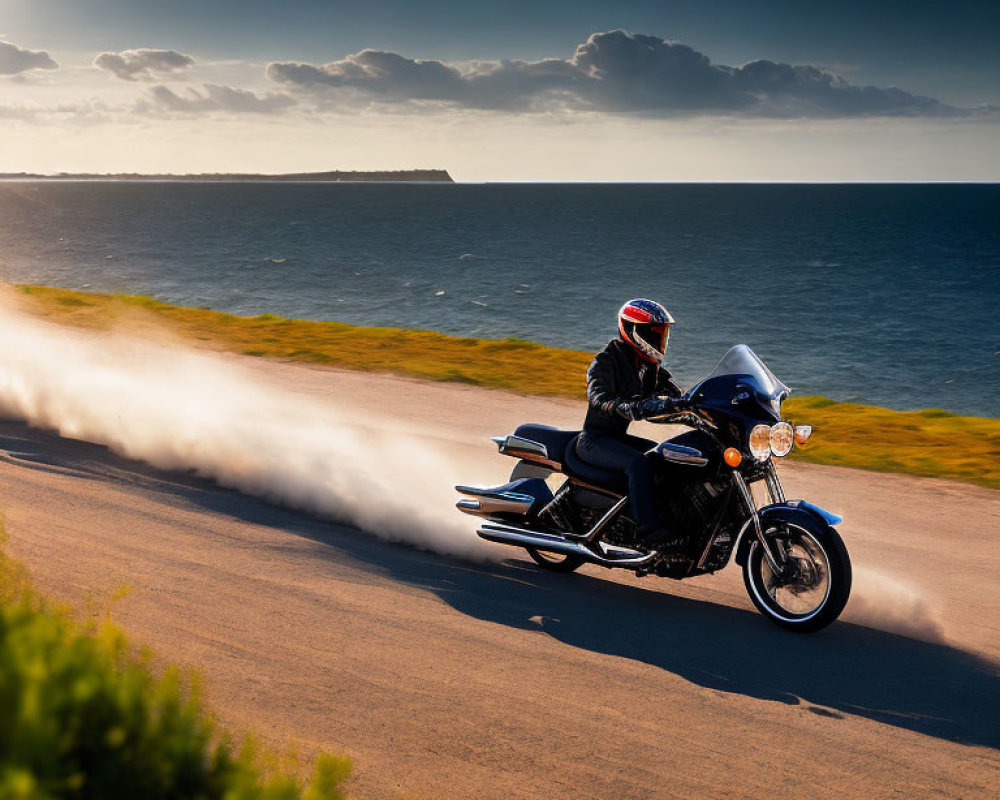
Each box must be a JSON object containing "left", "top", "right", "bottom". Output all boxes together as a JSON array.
[
  {"left": 2, "top": 418, "right": 995, "bottom": 750},
  {"left": 334, "top": 539, "right": 1000, "bottom": 751}
]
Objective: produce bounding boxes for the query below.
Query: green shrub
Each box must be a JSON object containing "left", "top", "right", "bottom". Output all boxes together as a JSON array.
[{"left": 0, "top": 535, "right": 349, "bottom": 800}]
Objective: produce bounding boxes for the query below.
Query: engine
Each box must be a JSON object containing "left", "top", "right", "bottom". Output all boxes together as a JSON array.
[{"left": 537, "top": 475, "right": 736, "bottom": 566}]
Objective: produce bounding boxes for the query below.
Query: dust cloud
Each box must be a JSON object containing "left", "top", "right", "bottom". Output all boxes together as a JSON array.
[
  {"left": 0, "top": 301, "right": 958, "bottom": 638},
  {"left": 0, "top": 301, "right": 493, "bottom": 559},
  {"left": 844, "top": 566, "right": 948, "bottom": 644}
]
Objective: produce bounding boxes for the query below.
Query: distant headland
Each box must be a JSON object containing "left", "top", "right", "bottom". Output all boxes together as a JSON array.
[{"left": 0, "top": 169, "right": 453, "bottom": 182}]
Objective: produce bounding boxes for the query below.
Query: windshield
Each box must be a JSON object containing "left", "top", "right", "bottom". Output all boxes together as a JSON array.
[{"left": 688, "top": 344, "right": 791, "bottom": 417}]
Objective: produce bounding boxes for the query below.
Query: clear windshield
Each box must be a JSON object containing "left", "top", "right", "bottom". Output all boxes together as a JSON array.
[{"left": 689, "top": 344, "right": 791, "bottom": 417}]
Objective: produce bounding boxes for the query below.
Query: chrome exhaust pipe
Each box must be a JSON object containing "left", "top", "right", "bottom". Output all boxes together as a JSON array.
[
  {"left": 457, "top": 498, "right": 530, "bottom": 516},
  {"left": 455, "top": 485, "right": 536, "bottom": 517},
  {"left": 477, "top": 522, "right": 655, "bottom": 568}
]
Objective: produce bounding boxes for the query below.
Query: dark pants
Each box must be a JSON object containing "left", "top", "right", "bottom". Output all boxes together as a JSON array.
[{"left": 576, "top": 431, "right": 658, "bottom": 532}]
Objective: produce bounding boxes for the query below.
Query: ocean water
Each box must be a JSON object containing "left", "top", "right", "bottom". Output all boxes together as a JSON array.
[{"left": 0, "top": 182, "right": 997, "bottom": 417}]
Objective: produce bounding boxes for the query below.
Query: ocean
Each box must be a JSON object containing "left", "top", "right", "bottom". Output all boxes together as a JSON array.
[{"left": 0, "top": 182, "right": 997, "bottom": 417}]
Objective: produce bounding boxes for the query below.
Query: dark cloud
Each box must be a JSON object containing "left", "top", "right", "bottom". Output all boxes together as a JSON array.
[
  {"left": 0, "top": 41, "right": 58, "bottom": 75},
  {"left": 267, "top": 30, "right": 959, "bottom": 117},
  {"left": 139, "top": 84, "right": 297, "bottom": 114},
  {"left": 94, "top": 49, "right": 194, "bottom": 81},
  {"left": 266, "top": 50, "right": 466, "bottom": 103},
  {"left": 730, "top": 60, "right": 950, "bottom": 116}
]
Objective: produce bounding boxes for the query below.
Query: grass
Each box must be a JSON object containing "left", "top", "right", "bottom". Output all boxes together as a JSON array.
[
  {"left": 783, "top": 396, "right": 999, "bottom": 489},
  {"left": 13, "top": 284, "right": 1000, "bottom": 491},
  {"left": 0, "top": 526, "right": 351, "bottom": 800},
  {"left": 14, "top": 285, "right": 588, "bottom": 397}
]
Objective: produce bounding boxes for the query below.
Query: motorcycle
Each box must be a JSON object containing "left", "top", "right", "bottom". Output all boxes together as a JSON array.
[{"left": 455, "top": 345, "right": 851, "bottom": 632}]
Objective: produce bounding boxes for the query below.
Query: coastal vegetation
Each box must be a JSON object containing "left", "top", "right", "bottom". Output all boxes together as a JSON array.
[
  {"left": 14, "top": 285, "right": 1000, "bottom": 491},
  {"left": 0, "top": 526, "right": 350, "bottom": 799}
]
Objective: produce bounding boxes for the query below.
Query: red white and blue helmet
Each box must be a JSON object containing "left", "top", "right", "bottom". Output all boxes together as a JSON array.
[{"left": 618, "top": 298, "right": 674, "bottom": 364}]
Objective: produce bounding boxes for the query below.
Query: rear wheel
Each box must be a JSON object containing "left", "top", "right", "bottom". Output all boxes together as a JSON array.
[
  {"left": 742, "top": 521, "right": 851, "bottom": 632},
  {"left": 510, "top": 462, "right": 584, "bottom": 573},
  {"left": 526, "top": 547, "right": 586, "bottom": 573}
]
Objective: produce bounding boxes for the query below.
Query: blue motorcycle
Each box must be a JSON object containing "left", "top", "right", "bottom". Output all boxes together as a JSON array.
[{"left": 456, "top": 345, "right": 851, "bottom": 632}]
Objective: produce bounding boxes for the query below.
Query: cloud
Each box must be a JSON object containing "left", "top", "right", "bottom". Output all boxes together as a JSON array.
[
  {"left": 266, "top": 49, "right": 585, "bottom": 111},
  {"left": 0, "top": 99, "right": 112, "bottom": 125},
  {"left": 268, "top": 50, "right": 465, "bottom": 102},
  {"left": 94, "top": 48, "right": 194, "bottom": 81},
  {"left": 0, "top": 41, "right": 58, "bottom": 75},
  {"left": 268, "top": 30, "right": 959, "bottom": 118},
  {"left": 139, "top": 83, "right": 297, "bottom": 115}
]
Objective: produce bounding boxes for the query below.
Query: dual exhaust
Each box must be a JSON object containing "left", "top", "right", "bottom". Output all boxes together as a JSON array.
[
  {"left": 457, "top": 485, "right": 654, "bottom": 568},
  {"left": 476, "top": 521, "right": 656, "bottom": 568}
]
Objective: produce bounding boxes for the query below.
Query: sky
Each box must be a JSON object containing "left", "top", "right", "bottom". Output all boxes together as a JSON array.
[{"left": 1, "top": 0, "right": 998, "bottom": 181}]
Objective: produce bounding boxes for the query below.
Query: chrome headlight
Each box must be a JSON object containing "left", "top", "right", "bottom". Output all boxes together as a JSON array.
[
  {"left": 749, "top": 422, "right": 796, "bottom": 461},
  {"left": 749, "top": 424, "right": 772, "bottom": 461},
  {"left": 770, "top": 421, "right": 794, "bottom": 457}
]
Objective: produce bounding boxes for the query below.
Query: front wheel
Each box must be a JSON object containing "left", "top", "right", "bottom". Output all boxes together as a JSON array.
[{"left": 743, "top": 521, "right": 851, "bottom": 632}]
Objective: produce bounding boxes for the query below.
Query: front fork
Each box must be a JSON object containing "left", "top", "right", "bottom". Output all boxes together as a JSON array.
[{"left": 733, "top": 463, "right": 787, "bottom": 574}]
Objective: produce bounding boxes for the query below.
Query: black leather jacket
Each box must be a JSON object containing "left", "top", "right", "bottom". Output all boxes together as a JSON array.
[{"left": 583, "top": 338, "right": 682, "bottom": 437}]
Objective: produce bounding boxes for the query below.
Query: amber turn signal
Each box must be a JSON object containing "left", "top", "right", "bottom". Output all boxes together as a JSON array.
[{"left": 723, "top": 447, "right": 742, "bottom": 468}]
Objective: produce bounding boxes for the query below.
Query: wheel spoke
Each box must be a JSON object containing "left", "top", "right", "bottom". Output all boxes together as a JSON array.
[{"left": 757, "top": 529, "right": 831, "bottom": 617}]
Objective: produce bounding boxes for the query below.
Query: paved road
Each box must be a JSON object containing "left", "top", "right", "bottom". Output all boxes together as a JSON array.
[{"left": 1, "top": 358, "right": 997, "bottom": 800}]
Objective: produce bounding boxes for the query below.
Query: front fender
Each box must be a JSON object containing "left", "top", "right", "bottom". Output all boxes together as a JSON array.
[{"left": 734, "top": 502, "right": 842, "bottom": 567}]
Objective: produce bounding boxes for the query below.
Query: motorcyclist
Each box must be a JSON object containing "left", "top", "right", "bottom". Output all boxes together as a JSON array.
[{"left": 576, "top": 298, "right": 688, "bottom": 550}]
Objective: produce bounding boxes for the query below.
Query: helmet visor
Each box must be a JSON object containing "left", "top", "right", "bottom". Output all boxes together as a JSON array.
[{"left": 635, "top": 323, "right": 670, "bottom": 361}]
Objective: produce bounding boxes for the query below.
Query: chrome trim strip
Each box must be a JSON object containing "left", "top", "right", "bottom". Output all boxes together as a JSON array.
[
  {"left": 657, "top": 442, "right": 709, "bottom": 466},
  {"left": 566, "top": 477, "right": 620, "bottom": 496},
  {"left": 494, "top": 434, "right": 564, "bottom": 470},
  {"left": 499, "top": 435, "right": 548, "bottom": 459},
  {"left": 455, "top": 486, "right": 533, "bottom": 502},
  {"left": 508, "top": 453, "right": 564, "bottom": 471}
]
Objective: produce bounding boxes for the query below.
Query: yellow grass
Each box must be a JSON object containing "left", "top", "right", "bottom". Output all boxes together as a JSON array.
[
  {"left": 14, "top": 284, "right": 589, "bottom": 397},
  {"left": 14, "top": 285, "right": 1000, "bottom": 490}
]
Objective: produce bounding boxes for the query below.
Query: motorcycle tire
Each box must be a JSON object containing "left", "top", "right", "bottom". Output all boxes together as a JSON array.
[
  {"left": 508, "top": 462, "right": 584, "bottom": 573},
  {"left": 742, "top": 520, "right": 851, "bottom": 633}
]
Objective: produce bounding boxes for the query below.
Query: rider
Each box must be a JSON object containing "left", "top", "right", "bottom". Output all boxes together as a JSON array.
[{"left": 576, "top": 298, "right": 688, "bottom": 550}]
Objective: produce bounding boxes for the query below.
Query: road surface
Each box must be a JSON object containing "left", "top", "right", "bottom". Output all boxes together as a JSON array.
[{"left": 2, "top": 357, "right": 997, "bottom": 799}]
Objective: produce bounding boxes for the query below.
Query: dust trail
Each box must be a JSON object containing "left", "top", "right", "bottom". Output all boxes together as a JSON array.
[
  {"left": 0, "top": 301, "right": 494, "bottom": 559},
  {"left": 844, "top": 566, "right": 948, "bottom": 644}
]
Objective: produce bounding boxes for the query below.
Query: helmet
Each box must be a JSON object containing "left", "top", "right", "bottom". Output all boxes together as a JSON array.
[{"left": 618, "top": 298, "right": 674, "bottom": 364}]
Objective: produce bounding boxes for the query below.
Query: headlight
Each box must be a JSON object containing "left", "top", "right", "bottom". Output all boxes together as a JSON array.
[
  {"left": 770, "top": 421, "right": 794, "bottom": 457},
  {"left": 749, "top": 424, "right": 772, "bottom": 461}
]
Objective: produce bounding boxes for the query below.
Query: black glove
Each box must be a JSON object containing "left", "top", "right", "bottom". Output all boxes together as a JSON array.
[{"left": 618, "top": 396, "right": 689, "bottom": 421}]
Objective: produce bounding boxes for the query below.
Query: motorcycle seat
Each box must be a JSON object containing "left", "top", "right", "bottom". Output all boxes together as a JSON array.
[
  {"left": 510, "top": 424, "right": 632, "bottom": 495},
  {"left": 563, "top": 435, "right": 629, "bottom": 494},
  {"left": 513, "top": 424, "right": 579, "bottom": 460}
]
